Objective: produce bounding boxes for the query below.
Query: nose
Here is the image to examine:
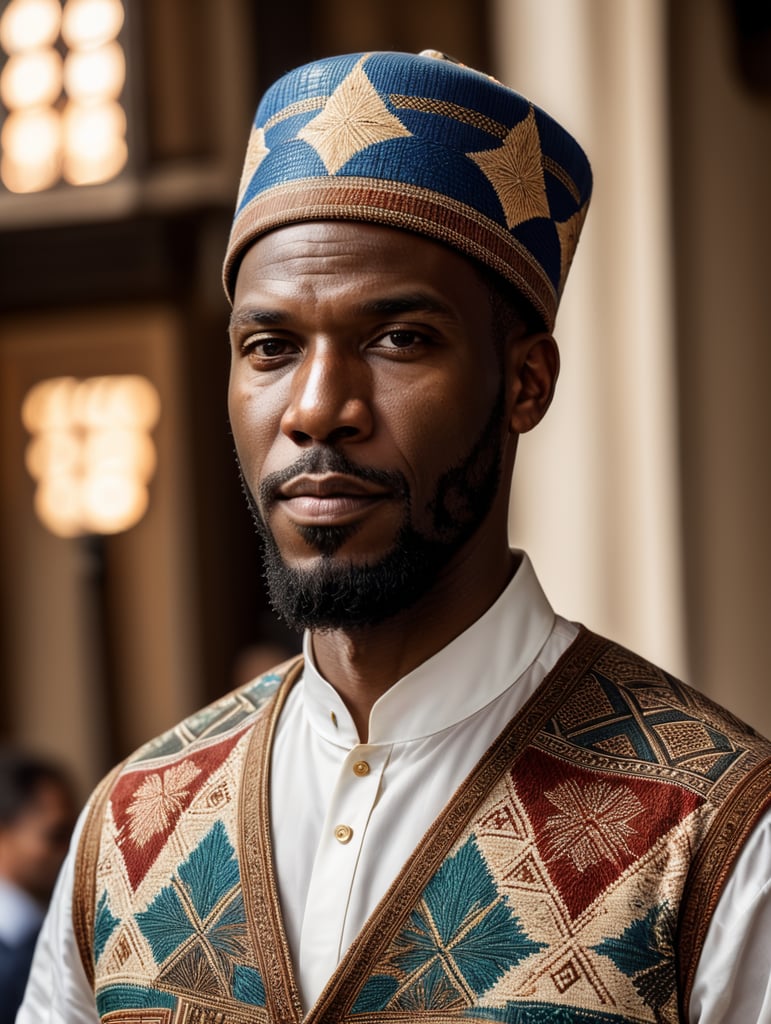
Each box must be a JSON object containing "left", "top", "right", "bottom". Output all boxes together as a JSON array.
[{"left": 280, "top": 343, "right": 374, "bottom": 446}]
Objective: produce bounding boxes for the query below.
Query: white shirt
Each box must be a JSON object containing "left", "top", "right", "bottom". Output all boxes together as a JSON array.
[{"left": 18, "top": 553, "right": 771, "bottom": 1022}]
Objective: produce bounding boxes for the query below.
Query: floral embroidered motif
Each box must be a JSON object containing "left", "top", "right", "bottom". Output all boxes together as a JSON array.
[
  {"left": 126, "top": 760, "right": 201, "bottom": 847},
  {"left": 544, "top": 779, "right": 644, "bottom": 871}
]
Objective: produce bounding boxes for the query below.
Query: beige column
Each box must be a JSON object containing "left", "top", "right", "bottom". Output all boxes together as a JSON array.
[{"left": 493, "top": 0, "right": 687, "bottom": 677}]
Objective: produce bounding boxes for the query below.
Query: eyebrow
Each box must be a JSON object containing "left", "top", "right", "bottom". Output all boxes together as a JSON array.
[
  {"left": 229, "top": 291, "right": 458, "bottom": 333},
  {"left": 356, "top": 292, "right": 457, "bottom": 320},
  {"left": 229, "top": 308, "right": 285, "bottom": 331}
]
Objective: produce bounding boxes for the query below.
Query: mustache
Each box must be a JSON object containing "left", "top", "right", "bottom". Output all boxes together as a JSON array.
[{"left": 257, "top": 448, "right": 409, "bottom": 510}]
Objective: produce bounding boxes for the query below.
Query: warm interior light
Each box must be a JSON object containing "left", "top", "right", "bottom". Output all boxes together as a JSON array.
[
  {"left": 63, "top": 41, "right": 124, "bottom": 101},
  {"left": 0, "top": 0, "right": 127, "bottom": 193},
  {"left": 23, "top": 374, "right": 160, "bottom": 537},
  {"left": 61, "top": 100, "right": 127, "bottom": 184},
  {"left": 34, "top": 477, "right": 84, "bottom": 539},
  {"left": 22, "top": 376, "right": 78, "bottom": 431},
  {"left": 0, "top": 49, "right": 63, "bottom": 108},
  {"left": 77, "top": 375, "right": 161, "bottom": 430},
  {"left": 24, "top": 430, "right": 81, "bottom": 479},
  {"left": 0, "top": 106, "right": 62, "bottom": 192},
  {"left": 61, "top": 0, "right": 124, "bottom": 50},
  {"left": 81, "top": 473, "right": 149, "bottom": 536},
  {"left": 0, "top": 0, "right": 62, "bottom": 54}
]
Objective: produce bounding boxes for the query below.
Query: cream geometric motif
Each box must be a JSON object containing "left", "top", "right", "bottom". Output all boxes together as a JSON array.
[
  {"left": 126, "top": 760, "right": 201, "bottom": 847},
  {"left": 503, "top": 852, "right": 546, "bottom": 890},
  {"left": 297, "top": 57, "right": 411, "bottom": 174},
  {"left": 111, "top": 931, "right": 132, "bottom": 969},
  {"left": 200, "top": 779, "right": 232, "bottom": 811},
  {"left": 478, "top": 798, "right": 527, "bottom": 839},
  {"left": 544, "top": 780, "right": 644, "bottom": 872},
  {"left": 555, "top": 677, "right": 616, "bottom": 730},
  {"left": 654, "top": 719, "right": 715, "bottom": 759},
  {"left": 592, "top": 733, "right": 640, "bottom": 759},
  {"left": 552, "top": 957, "right": 581, "bottom": 993},
  {"left": 468, "top": 108, "right": 550, "bottom": 229},
  {"left": 236, "top": 126, "right": 270, "bottom": 206}
]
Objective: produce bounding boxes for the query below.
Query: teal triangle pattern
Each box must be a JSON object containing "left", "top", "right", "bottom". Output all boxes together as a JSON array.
[
  {"left": 353, "top": 835, "right": 545, "bottom": 1013},
  {"left": 132, "top": 820, "right": 266, "bottom": 1009},
  {"left": 592, "top": 901, "right": 677, "bottom": 1016},
  {"left": 93, "top": 890, "right": 121, "bottom": 964}
]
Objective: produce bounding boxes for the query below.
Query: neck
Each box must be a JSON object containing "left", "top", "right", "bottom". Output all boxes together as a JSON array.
[{"left": 310, "top": 543, "right": 518, "bottom": 741}]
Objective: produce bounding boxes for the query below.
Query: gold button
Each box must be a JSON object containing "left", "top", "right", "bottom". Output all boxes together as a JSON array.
[
  {"left": 330, "top": 711, "right": 338, "bottom": 727},
  {"left": 334, "top": 824, "right": 353, "bottom": 844},
  {"left": 353, "top": 760, "right": 370, "bottom": 777}
]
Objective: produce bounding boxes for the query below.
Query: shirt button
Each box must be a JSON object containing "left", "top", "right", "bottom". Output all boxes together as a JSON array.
[
  {"left": 334, "top": 824, "right": 353, "bottom": 844},
  {"left": 352, "top": 760, "right": 370, "bottom": 777}
]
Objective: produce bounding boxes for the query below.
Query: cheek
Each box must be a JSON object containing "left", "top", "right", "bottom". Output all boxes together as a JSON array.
[
  {"left": 380, "top": 373, "right": 497, "bottom": 476},
  {"left": 228, "top": 378, "right": 285, "bottom": 471}
]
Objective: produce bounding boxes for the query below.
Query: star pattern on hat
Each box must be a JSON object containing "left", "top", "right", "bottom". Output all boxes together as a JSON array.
[
  {"left": 237, "top": 126, "right": 269, "bottom": 205},
  {"left": 297, "top": 57, "right": 411, "bottom": 175},
  {"left": 556, "top": 202, "right": 589, "bottom": 291},
  {"left": 468, "top": 107, "right": 550, "bottom": 229}
]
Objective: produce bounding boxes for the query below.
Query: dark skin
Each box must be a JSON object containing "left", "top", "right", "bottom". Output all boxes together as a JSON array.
[{"left": 229, "top": 222, "right": 559, "bottom": 740}]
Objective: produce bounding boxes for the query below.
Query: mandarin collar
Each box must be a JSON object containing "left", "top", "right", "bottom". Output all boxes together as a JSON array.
[{"left": 301, "top": 551, "right": 555, "bottom": 747}]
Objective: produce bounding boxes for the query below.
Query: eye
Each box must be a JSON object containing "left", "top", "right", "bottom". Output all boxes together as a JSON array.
[
  {"left": 241, "top": 336, "right": 298, "bottom": 365},
  {"left": 372, "top": 329, "right": 429, "bottom": 352}
]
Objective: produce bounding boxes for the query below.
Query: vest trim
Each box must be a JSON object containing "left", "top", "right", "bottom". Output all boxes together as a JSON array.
[{"left": 678, "top": 755, "right": 771, "bottom": 1010}]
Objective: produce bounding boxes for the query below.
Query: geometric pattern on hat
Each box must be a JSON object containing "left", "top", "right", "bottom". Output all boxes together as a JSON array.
[{"left": 223, "top": 50, "right": 592, "bottom": 330}]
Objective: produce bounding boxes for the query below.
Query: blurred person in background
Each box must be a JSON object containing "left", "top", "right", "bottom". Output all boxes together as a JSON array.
[{"left": 0, "top": 747, "right": 75, "bottom": 1024}]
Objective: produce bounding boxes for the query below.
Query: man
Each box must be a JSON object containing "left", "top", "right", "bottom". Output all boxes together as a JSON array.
[
  {"left": 19, "top": 50, "right": 771, "bottom": 1024},
  {"left": 0, "top": 748, "right": 75, "bottom": 1024}
]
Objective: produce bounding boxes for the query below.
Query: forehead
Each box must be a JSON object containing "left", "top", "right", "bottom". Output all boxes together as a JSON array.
[{"left": 232, "top": 222, "right": 488, "bottom": 309}]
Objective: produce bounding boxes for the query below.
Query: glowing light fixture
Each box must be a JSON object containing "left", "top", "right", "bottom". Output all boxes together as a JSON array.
[
  {"left": 60, "top": 0, "right": 124, "bottom": 50},
  {"left": 0, "top": 0, "right": 127, "bottom": 193},
  {"left": 0, "top": 0, "right": 61, "bottom": 52},
  {"left": 0, "top": 49, "right": 63, "bottom": 108},
  {"left": 23, "top": 375, "right": 161, "bottom": 538},
  {"left": 1, "top": 107, "right": 62, "bottom": 192},
  {"left": 63, "top": 41, "right": 124, "bottom": 101}
]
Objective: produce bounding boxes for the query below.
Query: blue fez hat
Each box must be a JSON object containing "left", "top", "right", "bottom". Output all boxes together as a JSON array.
[{"left": 224, "top": 50, "right": 592, "bottom": 330}]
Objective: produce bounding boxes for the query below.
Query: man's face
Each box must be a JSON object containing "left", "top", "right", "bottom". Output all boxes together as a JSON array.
[
  {"left": 228, "top": 222, "right": 515, "bottom": 630},
  {"left": 0, "top": 780, "right": 75, "bottom": 903}
]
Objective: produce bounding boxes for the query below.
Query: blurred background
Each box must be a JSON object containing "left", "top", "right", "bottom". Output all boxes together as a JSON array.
[{"left": 0, "top": 0, "right": 768, "bottom": 801}]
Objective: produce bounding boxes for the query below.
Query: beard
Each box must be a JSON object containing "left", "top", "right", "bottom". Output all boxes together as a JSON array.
[{"left": 239, "top": 386, "right": 506, "bottom": 632}]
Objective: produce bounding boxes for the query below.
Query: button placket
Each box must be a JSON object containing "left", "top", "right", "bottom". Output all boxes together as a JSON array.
[{"left": 299, "top": 744, "right": 390, "bottom": 1000}]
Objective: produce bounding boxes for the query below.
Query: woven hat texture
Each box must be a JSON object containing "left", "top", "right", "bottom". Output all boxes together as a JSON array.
[{"left": 224, "top": 50, "right": 592, "bottom": 329}]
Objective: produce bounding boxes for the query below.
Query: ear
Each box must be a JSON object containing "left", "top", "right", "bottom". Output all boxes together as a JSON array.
[{"left": 505, "top": 332, "right": 560, "bottom": 434}]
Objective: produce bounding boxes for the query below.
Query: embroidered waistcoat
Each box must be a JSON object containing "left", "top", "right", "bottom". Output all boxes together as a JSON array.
[{"left": 74, "top": 630, "right": 771, "bottom": 1024}]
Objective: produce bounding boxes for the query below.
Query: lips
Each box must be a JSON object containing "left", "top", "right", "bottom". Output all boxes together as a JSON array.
[{"left": 276, "top": 473, "right": 391, "bottom": 524}]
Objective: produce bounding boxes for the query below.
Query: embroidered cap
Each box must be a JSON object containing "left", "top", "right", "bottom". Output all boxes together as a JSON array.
[{"left": 223, "top": 50, "right": 592, "bottom": 330}]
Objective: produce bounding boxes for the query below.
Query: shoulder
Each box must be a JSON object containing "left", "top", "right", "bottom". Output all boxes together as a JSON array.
[
  {"left": 124, "top": 653, "right": 303, "bottom": 770},
  {"left": 555, "top": 630, "right": 771, "bottom": 760},
  {"left": 93, "top": 653, "right": 304, "bottom": 833},
  {"left": 70, "top": 655, "right": 303, "bottom": 988}
]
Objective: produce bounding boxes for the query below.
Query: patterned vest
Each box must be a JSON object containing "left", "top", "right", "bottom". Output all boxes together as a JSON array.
[{"left": 74, "top": 630, "right": 771, "bottom": 1023}]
